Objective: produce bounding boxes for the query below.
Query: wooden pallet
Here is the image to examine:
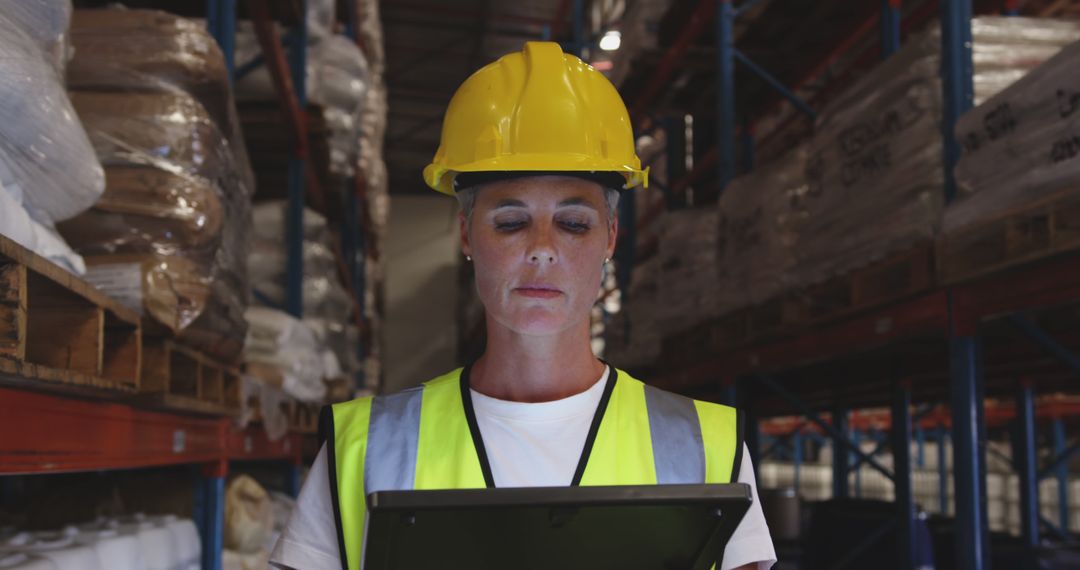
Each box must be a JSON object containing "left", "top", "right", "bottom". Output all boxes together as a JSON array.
[
  {"left": 135, "top": 338, "right": 241, "bottom": 415},
  {"left": 661, "top": 243, "right": 937, "bottom": 366},
  {"left": 939, "top": 188, "right": 1080, "bottom": 285},
  {"left": 0, "top": 234, "right": 141, "bottom": 394}
]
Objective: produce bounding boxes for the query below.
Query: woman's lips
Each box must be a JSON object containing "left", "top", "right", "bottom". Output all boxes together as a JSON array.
[{"left": 513, "top": 286, "right": 563, "bottom": 299}]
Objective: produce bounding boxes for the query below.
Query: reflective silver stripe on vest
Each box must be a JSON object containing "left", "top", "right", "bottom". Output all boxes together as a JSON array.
[
  {"left": 364, "top": 387, "right": 423, "bottom": 493},
  {"left": 643, "top": 384, "right": 706, "bottom": 484}
]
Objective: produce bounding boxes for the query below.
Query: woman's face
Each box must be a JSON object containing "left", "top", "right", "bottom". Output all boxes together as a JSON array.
[{"left": 461, "top": 176, "right": 617, "bottom": 336}]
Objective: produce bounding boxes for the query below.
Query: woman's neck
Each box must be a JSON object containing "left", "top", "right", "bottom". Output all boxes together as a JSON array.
[{"left": 468, "top": 316, "right": 605, "bottom": 403}]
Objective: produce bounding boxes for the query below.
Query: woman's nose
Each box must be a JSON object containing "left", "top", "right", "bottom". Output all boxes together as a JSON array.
[{"left": 526, "top": 225, "right": 557, "bottom": 264}]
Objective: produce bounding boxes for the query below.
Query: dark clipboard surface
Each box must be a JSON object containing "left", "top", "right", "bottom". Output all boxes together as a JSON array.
[{"left": 361, "top": 483, "right": 752, "bottom": 570}]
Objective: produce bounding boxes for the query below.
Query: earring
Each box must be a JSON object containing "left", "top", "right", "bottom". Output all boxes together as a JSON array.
[
  {"left": 466, "top": 255, "right": 472, "bottom": 261},
  {"left": 604, "top": 257, "right": 610, "bottom": 263}
]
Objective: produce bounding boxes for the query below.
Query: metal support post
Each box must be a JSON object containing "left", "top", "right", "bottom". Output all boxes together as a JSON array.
[
  {"left": 732, "top": 50, "right": 817, "bottom": 120},
  {"left": 949, "top": 335, "right": 989, "bottom": 569},
  {"left": 793, "top": 431, "right": 803, "bottom": 494},
  {"left": 285, "top": 2, "right": 310, "bottom": 318},
  {"left": 194, "top": 460, "right": 227, "bottom": 570},
  {"left": 916, "top": 425, "right": 926, "bottom": 468},
  {"left": 1053, "top": 418, "right": 1070, "bottom": 534},
  {"left": 1016, "top": 381, "right": 1040, "bottom": 560},
  {"left": 571, "top": 0, "right": 585, "bottom": 58},
  {"left": 881, "top": 0, "right": 901, "bottom": 59},
  {"left": 853, "top": 429, "right": 863, "bottom": 498},
  {"left": 940, "top": 0, "right": 974, "bottom": 204},
  {"left": 716, "top": 0, "right": 736, "bottom": 192},
  {"left": 892, "top": 381, "right": 916, "bottom": 570},
  {"left": 833, "top": 406, "right": 850, "bottom": 499},
  {"left": 1008, "top": 314, "right": 1080, "bottom": 376},
  {"left": 206, "top": 0, "right": 238, "bottom": 76},
  {"left": 938, "top": 427, "right": 949, "bottom": 514}
]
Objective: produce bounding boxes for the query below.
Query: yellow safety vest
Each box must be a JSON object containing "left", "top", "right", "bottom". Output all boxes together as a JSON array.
[{"left": 322, "top": 365, "right": 744, "bottom": 570}]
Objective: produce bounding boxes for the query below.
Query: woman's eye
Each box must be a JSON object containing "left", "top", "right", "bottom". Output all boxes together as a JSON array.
[
  {"left": 559, "top": 220, "right": 591, "bottom": 233},
  {"left": 495, "top": 220, "right": 527, "bottom": 232}
]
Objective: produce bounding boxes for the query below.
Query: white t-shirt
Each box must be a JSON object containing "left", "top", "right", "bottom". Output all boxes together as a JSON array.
[{"left": 270, "top": 367, "right": 776, "bottom": 569}]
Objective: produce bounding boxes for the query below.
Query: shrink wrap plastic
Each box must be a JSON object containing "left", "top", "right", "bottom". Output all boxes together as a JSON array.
[
  {"left": 711, "top": 17, "right": 1080, "bottom": 313},
  {"left": 0, "top": 9, "right": 104, "bottom": 225},
  {"left": 716, "top": 145, "right": 809, "bottom": 315},
  {"left": 605, "top": 257, "right": 662, "bottom": 369},
  {"left": 950, "top": 38, "right": 1080, "bottom": 232},
  {"left": 59, "top": 9, "right": 254, "bottom": 360},
  {"left": 623, "top": 17, "right": 1080, "bottom": 337},
  {"left": 655, "top": 209, "right": 720, "bottom": 334},
  {"left": 0, "top": 0, "right": 72, "bottom": 74},
  {"left": 244, "top": 307, "right": 329, "bottom": 403},
  {"left": 248, "top": 202, "right": 357, "bottom": 380}
]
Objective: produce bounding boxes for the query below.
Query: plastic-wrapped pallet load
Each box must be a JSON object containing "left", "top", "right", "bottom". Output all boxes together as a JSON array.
[
  {"left": 0, "top": 0, "right": 73, "bottom": 75},
  {"left": 60, "top": 9, "right": 255, "bottom": 362},
  {"left": 248, "top": 202, "right": 359, "bottom": 381},
  {"left": 715, "top": 144, "right": 808, "bottom": 315},
  {"left": 0, "top": 4, "right": 104, "bottom": 275},
  {"left": 949, "top": 39, "right": 1080, "bottom": 232},
  {"left": 772, "top": 17, "right": 1079, "bottom": 289},
  {"left": 655, "top": 208, "right": 720, "bottom": 334},
  {"left": 604, "top": 256, "right": 662, "bottom": 369},
  {"left": 244, "top": 307, "right": 330, "bottom": 403}
]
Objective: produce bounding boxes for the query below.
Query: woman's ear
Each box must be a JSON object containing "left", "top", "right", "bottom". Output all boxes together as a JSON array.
[
  {"left": 606, "top": 213, "right": 619, "bottom": 261},
  {"left": 459, "top": 209, "right": 472, "bottom": 258}
]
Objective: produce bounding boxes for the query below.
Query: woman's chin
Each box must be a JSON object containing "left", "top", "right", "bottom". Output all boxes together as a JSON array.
[{"left": 497, "top": 308, "right": 574, "bottom": 336}]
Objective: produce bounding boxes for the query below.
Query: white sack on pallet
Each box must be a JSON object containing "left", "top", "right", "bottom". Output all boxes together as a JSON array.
[
  {"left": 0, "top": 0, "right": 72, "bottom": 74},
  {"left": 949, "top": 39, "right": 1080, "bottom": 231},
  {"left": 655, "top": 208, "right": 720, "bottom": 335},
  {"left": 0, "top": 182, "right": 85, "bottom": 274},
  {"left": 244, "top": 306, "right": 328, "bottom": 402},
  {"left": 0, "top": 11, "right": 104, "bottom": 223}
]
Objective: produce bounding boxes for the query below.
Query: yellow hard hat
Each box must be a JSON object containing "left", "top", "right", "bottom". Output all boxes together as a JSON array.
[{"left": 423, "top": 41, "right": 648, "bottom": 195}]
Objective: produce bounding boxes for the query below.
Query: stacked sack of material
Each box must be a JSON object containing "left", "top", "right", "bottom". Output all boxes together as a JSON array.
[
  {"left": 0, "top": 0, "right": 103, "bottom": 274},
  {"left": 655, "top": 208, "right": 721, "bottom": 334},
  {"left": 222, "top": 475, "right": 297, "bottom": 570},
  {"left": 243, "top": 306, "right": 333, "bottom": 404},
  {"left": 715, "top": 145, "right": 809, "bottom": 315},
  {"left": 604, "top": 256, "right": 662, "bottom": 369},
  {"left": 246, "top": 202, "right": 358, "bottom": 401},
  {"left": 58, "top": 8, "right": 255, "bottom": 363},
  {"left": 794, "top": 17, "right": 1078, "bottom": 285},
  {"left": 232, "top": 7, "right": 372, "bottom": 201},
  {"left": 948, "top": 37, "right": 1080, "bottom": 233}
]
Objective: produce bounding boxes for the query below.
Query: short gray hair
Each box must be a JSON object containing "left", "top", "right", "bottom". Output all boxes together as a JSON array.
[{"left": 456, "top": 184, "right": 621, "bottom": 225}]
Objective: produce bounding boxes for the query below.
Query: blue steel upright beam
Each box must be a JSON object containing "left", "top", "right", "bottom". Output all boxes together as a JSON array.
[
  {"left": 833, "top": 406, "right": 850, "bottom": 499},
  {"left": 881, "top": 0, "right": 901, "bottom": 59},
  {"left": 206, "top": 0, "right": 238, "bottom": 77},
  {"left": 949, "top": 334, "right": 990, "bottom": 570},
  {"left": 892, "top": 381, "right": 916, "bottom": 570},
  {"left": 940, "top": 0, "right": 974, "bottom": 205},
  {"left": 1052, "top": 419, "right": 1070, "bottom": 535},
  {"left": 1016, "top": 381, "right": 1040, "bottom": 559},
  {"left": 716, "top": 1, "right": 736, "bottom": 192},
  {"left": 194, "top": 462, "right": 226, "bottom": 570},
  {"left": 285, "top": 3, "right": 310, "bottom": 318},
  {"left": 571, "top": 0, "right": 585, "bottom": 58}
]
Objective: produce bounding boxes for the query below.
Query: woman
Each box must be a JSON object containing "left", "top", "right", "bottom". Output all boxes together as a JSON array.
[{"left": 271, "top": 41, "right": 775, "bottom": 570}]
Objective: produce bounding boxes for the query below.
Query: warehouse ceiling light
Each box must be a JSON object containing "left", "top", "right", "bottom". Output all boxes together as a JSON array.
[{"left": 599, "top": 30, "right": 621, "bottom": 51}]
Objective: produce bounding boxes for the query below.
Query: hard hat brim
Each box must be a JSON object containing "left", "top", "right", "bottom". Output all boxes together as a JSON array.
[{"left": 424, "top": 154, "right": 648, "bottom": 195}]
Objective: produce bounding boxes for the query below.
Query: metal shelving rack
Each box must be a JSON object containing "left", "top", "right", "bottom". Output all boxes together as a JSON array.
[
  {"left": 621, "top": 1, "right": 1080, "bottom": 569},
  {"left": 0, "top": 1, "right": 374, "bottom": 569}
]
